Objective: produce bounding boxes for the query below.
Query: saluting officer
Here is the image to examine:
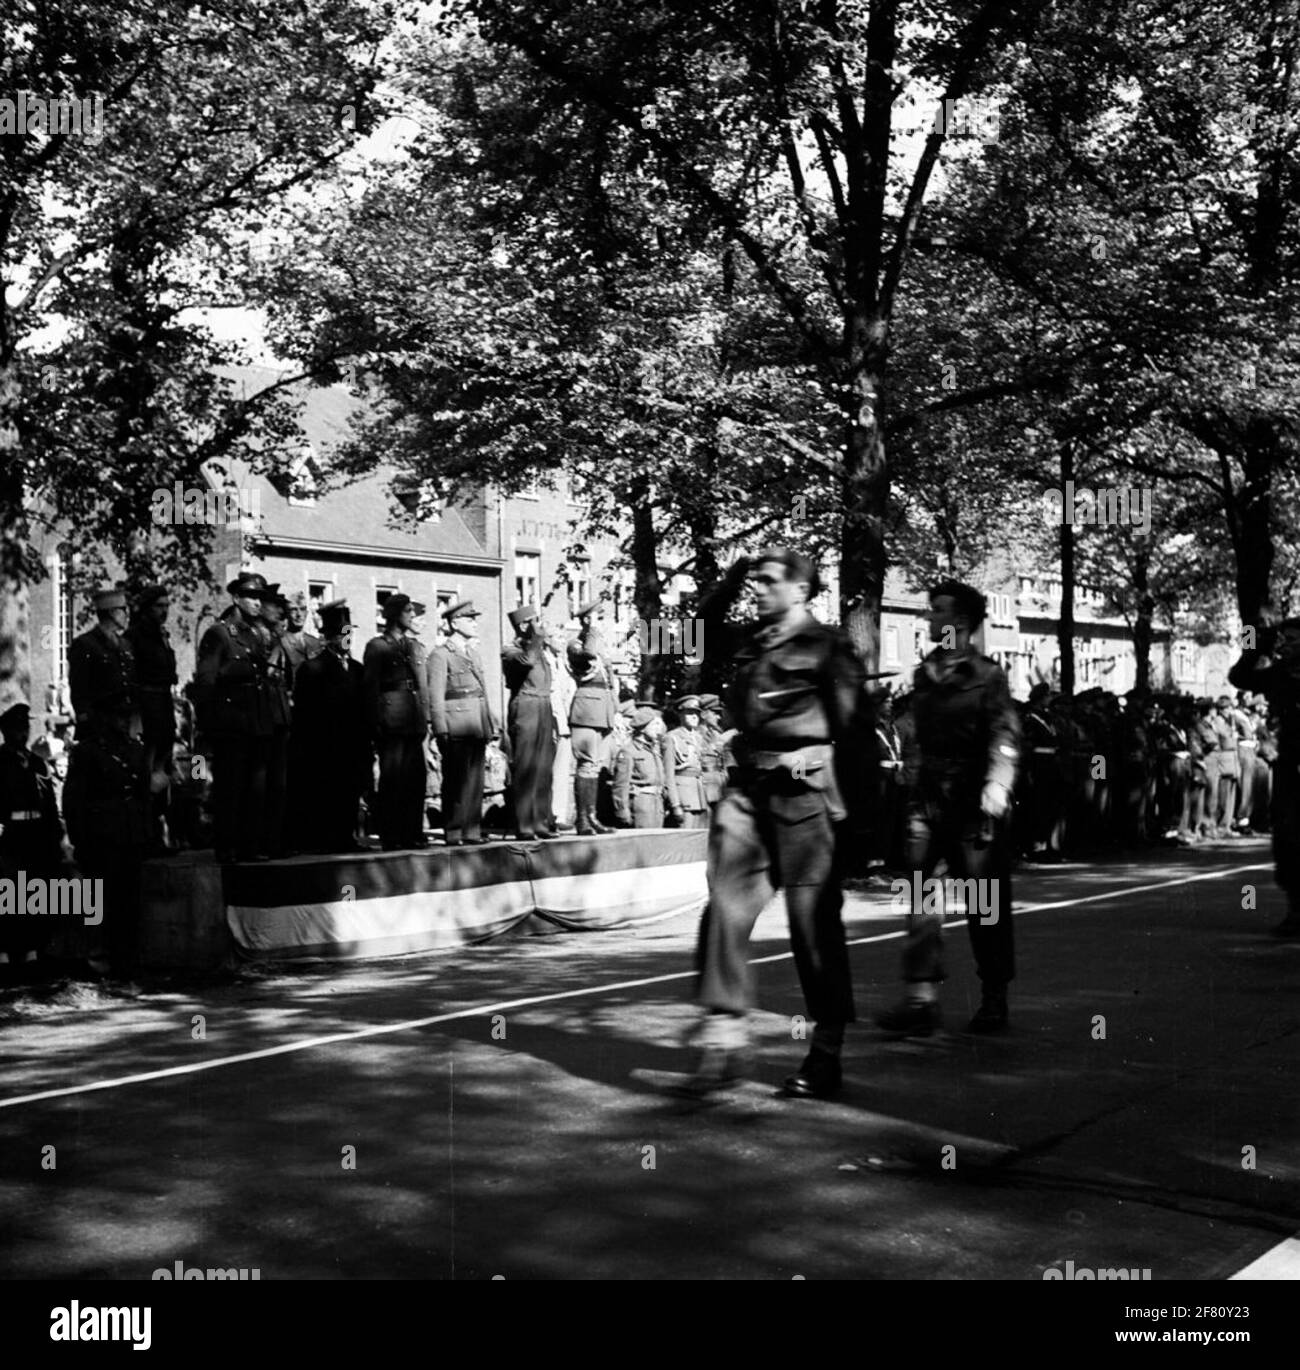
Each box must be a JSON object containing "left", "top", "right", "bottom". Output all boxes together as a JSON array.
[
  {"left": 426, "top": 600, "right": 498, "bottom": 846},
  {"left": 0, "top": 701, "right": 65, "bottom": 976},
  {"left": 502, "top": 606, "right": 557, "bottom": 841},
  {"left": 684, "top": 548, "right": 865, "bottom": 1100},
  {"left": 362, "top": 594, "right": 429, "bottom": 851},
  {"left": 662, "top": 695, "right": 710, "bottom": 828},
  {"left": 288, "top": 602, "right": 368, "bottom": 853},
  {"left": 613, "top": 704, "right": 667, "bottom": 828},
  {"left": 567, "top": 600, "right": 617, "bottom": 835},
  {"left": 69, "top": 588, "right": 137, "bottom": 740},
  {"left": 1229, "top": 619, "right": 1300, "bottom": 935},
  {"left": 192, "top": 572, "right": 274, "bottom": 863},
  {"left": 875, "top": 579, "right": 1021, "bottom": 1036}
]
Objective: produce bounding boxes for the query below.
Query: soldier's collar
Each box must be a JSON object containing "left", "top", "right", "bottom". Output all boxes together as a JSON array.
[{"left": 754, "top": 606, "right": 816, "bottom": 649}]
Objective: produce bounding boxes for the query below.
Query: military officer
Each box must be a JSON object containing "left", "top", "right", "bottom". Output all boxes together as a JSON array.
[
  {"left": 426, "top": 600, "right": 498, "bottom": 846},
  {"left": 662, "top": 695, "right": 710, "bottom": 828},
  {"left": 546, "top": 625, "right": 577, "bottom": 831},
  {"left": 875, "top": 579, "right": 1020, "bottom": 1036},
  {"left": 0, "top": 701, "right": 65, "bottom": 976},
  {"left": 684, "top": 548, "right": 865, "bottom": 1100},
  {"left": 1229, "top": 620, "right": 1300, "bottom": 934},
  {"left": 613, "top": 705, "right": 667, "bottom": 827},
  {"left": 192, "top": 572, "right": 274, "bottom": 863},
  {"left": 1230, "top": 693, "right": 1259, "bottom": 834},
  {"left": 1212, "top": 696, "right": 1241, "bottom": 836},
  {"left": 567, "top": 601, "right": 617, "bottom": 835},
  {"left": 502, "top": 606, "right": 558, "bottom": 840},
  {"left": 62, "top": 699, "right": 151, "bottom": 976},
  {"left": 697, "top": 694, "right": 729, "bottom": 813},
  {"left": 288, "top": 602, "right": 368, "bottom": 853},
  {"left": 69, "top": 587, "right": 137, "bottom": 740},
  {"left": 281, "top": 593, "right": 324, "bottom": 675},
  {"left": 362, "top": 594, "right": 429, "bottom": 851}
]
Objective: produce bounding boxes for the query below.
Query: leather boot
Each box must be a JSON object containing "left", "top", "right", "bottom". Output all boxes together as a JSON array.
[
  {"left": 575, "top": 776, "right": 595, "bottom": 835},
  {"left": 583, "top": 775, "right": 615, "bottom": 833}
]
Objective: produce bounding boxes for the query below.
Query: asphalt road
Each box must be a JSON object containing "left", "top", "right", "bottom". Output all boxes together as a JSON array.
[{"left": 0, "top": 838, "right": 1296, "bottom": 1281}]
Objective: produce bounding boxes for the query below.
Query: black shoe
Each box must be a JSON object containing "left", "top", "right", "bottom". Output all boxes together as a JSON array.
[
  {"left": 875, "top": 1000, "right": 941, "bottom": 1036},
  {"left": 782, "top": 1050, "right": 842, "bottom": 1099},
  {"left": 967, "top": 989, "right": 1009, "bottom": 1033},
  {"left": 535, "top": 829, "right": 559, "bottom": 839},
  {"left": 515, "top": 831, "right": 536, "bottom": 841},
  {"left": 462, "top": 836, "right": 490, "bottom": 846}
]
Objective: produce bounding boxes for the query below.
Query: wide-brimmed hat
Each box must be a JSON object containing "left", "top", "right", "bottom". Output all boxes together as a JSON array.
[{"left": 383, "top": 593, "right": 424, "bottom": 621}]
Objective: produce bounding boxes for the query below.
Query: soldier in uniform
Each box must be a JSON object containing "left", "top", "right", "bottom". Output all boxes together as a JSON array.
[
  {"left": 281, "top": 593, "right": 324, "bottom": 676},
  {"left": 662, "top": 695, "right": 710, "bottom": 828},
  {"left": 362, "top": 594, "right": 430, "bottom": 851},
  {"left": 697, "top": 694, "right": 729, "bottom": 815},
  {"left": 62, "top": 699, "right": 151, "bottom": 976},
  {"left": 1021, "top": 683, "right": 1064, "bottom": 862},
  {"left": 1116, "top": 692, "right": 1152, "bottom": 847},
  {"left": 426, "top": 600, "right": 498, "bottom": 846},
  {"left": 192, "top": 572, "right": 274, "bottom": 863},
  {"left": 1231, "top": 693, "right": 1259, "bottom": 834},
  {"left": 1213, "top": 695, "right": 1241, "bottom": 836},
  {"left": 69, "top": 588, "right": 137, "bottom": 740},
  {"left": 683, "top": 549, "right": 865, "bottom": 1099},
  {"left": 1230, "top": 621, "right": 1300, "bottom": 934},
  {"left": 875, "top": 579, "right": 1020, "bottom": 1036},
  {"left": 567, "top": 601, "right": 617, "bottom": 835},
  {"left": 253, "top": 584, "right": 294, "bottom": 857},
  {"left": 546, "top": 626, "right": 577, "bottom": 832},
  {"left": 0, "top": 701, "right": 65, "bottom": 977},
  {"left": 288, "top": 602, "right": 368, "bottom": 853},
  {"left": 613, "top": 705, "right": 667, "bottom": 828},
  {"left": 1151, "top": 699, "right": 1194, "bottom": 843},
  {"left": 125, "top": 586, "right": 177, "bottom": 847},
  {"left": 502, "top": 606, "right": 558, "bottom": 841}
]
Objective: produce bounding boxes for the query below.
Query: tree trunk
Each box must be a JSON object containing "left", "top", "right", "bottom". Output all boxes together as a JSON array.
[
  {"left": 1234, "top": 422, "right": 1278, "bottom": 627},
  {"left": 1058, "top": 439, "right": 1075, "bottom": 697},
  {"left": 1132, "top": 543, "right": 1153, "bottom": 694},
  {"left": 628, "top": 476, "right": 663, "bottom": 698},
  {"left": 838, "top": 339, "right": 888, "bottom": 674}
]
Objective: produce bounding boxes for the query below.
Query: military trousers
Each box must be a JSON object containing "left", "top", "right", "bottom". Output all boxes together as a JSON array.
[
  {"left": 211, "top": 734, "right": 270, "bottom": 860},
  {"left": 438, "top": 736, "right": 486, "bottom": 840},
  {"left": 376, "top": 734, "right": 427, "bottom": 849},
  {"left": 570, "top": 725, "right": 609, "bottom": 780},
  {"left": 508, "top": 695, "right": 555, "bottom": 836},
  {"left": 630, "top": 791, "right": 664, "bottom": 829},
  {"left": 899, "top": 790, "right": 1015, "bottom": 988},
  {"left": 696, "top": 773, "right": 855, "bottom": 1026},
  {"left": 264, "top": 728, "right": 289, "bottom": 856}
]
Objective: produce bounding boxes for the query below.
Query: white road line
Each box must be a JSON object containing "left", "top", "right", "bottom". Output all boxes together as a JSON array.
[
  {"left": 1229, "top": 1234, "right": 1300, "bottom": 1280},
  {"left": 0, "top": 862, "right": 1277, "bottom": 1111}
]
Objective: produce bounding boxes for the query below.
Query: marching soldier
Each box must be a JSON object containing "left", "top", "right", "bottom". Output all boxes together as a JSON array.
[
  {"left": 662, "top": 695, "right": 710, "bottom": 829},
  {"left": 192, "top": 572, "right": 274, "bottom": 863},
  {"left": 0, "top": 701, "right": 65, "bottom": 977},
  {"left": 502, "top": 606, "right": 558, "bottom": 841},
  {"left": 362, "top": 594, "right": 429, "bottom": 851},
  {"left": 683, "top": 548, "right": 865, "bottom": 1100},
  {"left": 69, "top": 587, "right": 137, "bottom": 740},
  {"left": 426, "top": 600, "right": 498, "bottom": 846},
  {"left": 613, "top": 705, "right": 667, "bottom": 828},
  {"left": 1230, "top": 621, "right": 1300, "bottom": 935},
  {"left": 567, "top": 601, "right": 617, "bottom": 835},
  {"left": 281, "top": 593, "right": 324, "bottom": 675},
  {"left": 875, "top": 579, "right": 1020, "bottom": 1036},
  {"left": 62, "top": 699, "right": 151, "bottom": 976},
  {"left": 125, "top": 585, "right": 178, "bottom": 845},
  {"left": 288, "top": 602, "right": 368, "bottom": 853}
]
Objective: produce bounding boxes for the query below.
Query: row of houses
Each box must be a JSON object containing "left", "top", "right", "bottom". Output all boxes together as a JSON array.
[{"left": 21, "top": 368, "right": 1237, "bottom": 722}]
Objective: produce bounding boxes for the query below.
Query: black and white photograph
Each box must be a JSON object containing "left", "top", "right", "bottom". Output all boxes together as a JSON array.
[{"left": 0, "top": 0, "right": 1296, "bottom": 1332}]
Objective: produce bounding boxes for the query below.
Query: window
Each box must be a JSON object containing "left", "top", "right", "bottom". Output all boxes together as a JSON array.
[
  {"left": 567, "top": 560, "right": 592, "bottom": 619},
  {"left": 375, "top": 585, "right": 399, "bottom": 636},
  {"left": 519, "top": 475, "right": 541, "bottom": 501},
  {"left": 288, "top": 444, "right": 323, "bottom": 507},
  {"left": 514, "top": 553, "right": 541, "bottom": 609},
  {"left": 884, "top": 625, "right": 900, "bottom": 666},
  {"left": 307, "top": 581, "right": 333, "bottom": 634}
]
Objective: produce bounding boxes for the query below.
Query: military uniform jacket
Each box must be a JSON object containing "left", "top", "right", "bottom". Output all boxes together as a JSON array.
[
  {"left": 261, "top": 627, "right": 293, "bottom": 730},
  {"left": 502, "top": 638, "right": 552, "bottom": 699},
  {"left": 282, "top": 630, "right": 324, "bottom": 675},
  {"left": 698, "top": 722, "right": 728, "bottom": 803},
  {"left": 726, "top": 609, "right": 863, "bottom": 753},
  {"left": 614, "top": 737, "right": 665, "bottom": 818},
  {"left": 661, "top": 726, "right": 708, "bottom": 812},
  {"left": 426, "top": 638, "right": 496, "bottom": 740},
  {"left": 1230, "top": 648, "right": 1300, "bottom": 758},
  {"left": 907, "top": 648, "right": 1020, "bottom": 797},
  {"left": 193, "top": 612, "right": 273, "bottom": 738},
  {"left": 69, "top": 625, "right": 136, "bottom": 725},
  {"left": 1212, "top": 715, "right": 1240, "bottom": 778},
  {"left": 0, "top": 744, "right": 63, "bottom": 874},
  {"left": 362, "top": 631, "right": 429, "bottom": 737},
  {"left": 567, "top": 625, "right": 616, "bottom": 730}
]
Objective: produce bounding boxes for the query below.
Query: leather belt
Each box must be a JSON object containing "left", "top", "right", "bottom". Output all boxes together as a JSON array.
[
  {"left": 631, "top": 785, "right": 661, "bottom": 794},
  {"left": 444, "top": 690, "right": 482, "bottom": 700},
  {"left": 515, "top": 690, "right": 550, "bottom": 698}
]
